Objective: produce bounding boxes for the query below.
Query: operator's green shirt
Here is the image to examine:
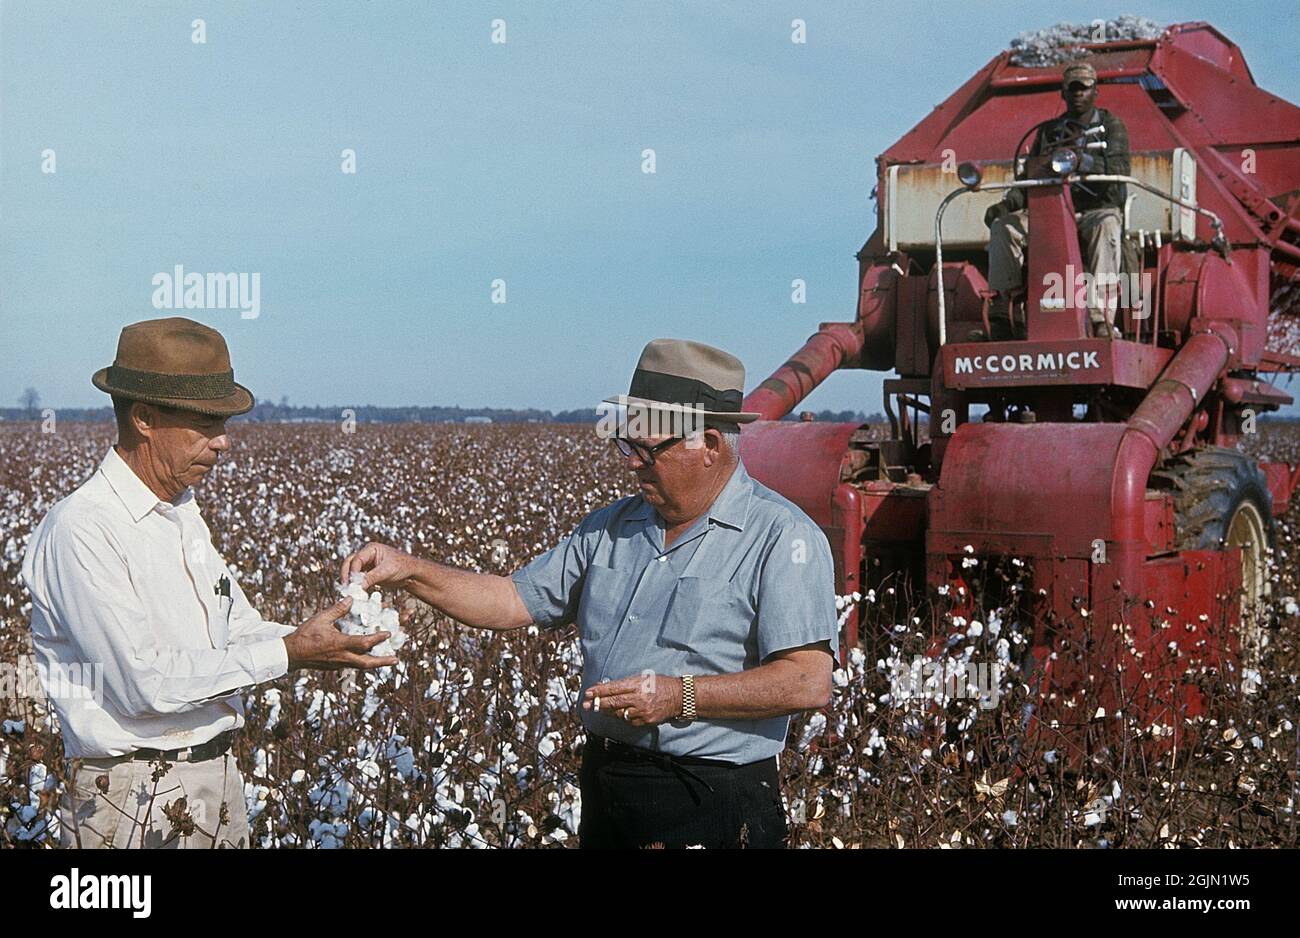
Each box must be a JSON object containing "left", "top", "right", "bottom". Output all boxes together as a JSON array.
[
  {"left": 1005, "top": 106, "right": 1131, "bottom": 214},
  {"left": 511, "top": 460, "right": 839, "bottom": 764}
]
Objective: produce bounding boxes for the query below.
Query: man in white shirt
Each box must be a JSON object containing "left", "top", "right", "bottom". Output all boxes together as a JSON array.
[{"left": 22, "top": 317, "right": 397, "bottom": 849}]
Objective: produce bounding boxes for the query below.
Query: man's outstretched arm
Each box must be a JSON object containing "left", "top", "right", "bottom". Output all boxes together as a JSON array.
[
  {"left": 341, "top": 542, "right": 533, "bottom": 631},
  {"left": 579, "top": 643, "right": 834, "bottom": 725}
]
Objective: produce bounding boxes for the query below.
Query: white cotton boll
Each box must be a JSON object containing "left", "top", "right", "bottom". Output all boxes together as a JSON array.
[
  {"left": 387, "top": 738, "right": 417, "bottom": 781},
  {"left": 263, "top": 689, "right": 282, "bottom": 729},
  {"left": 338, "top": 573, "right": 409, "bottom": 658},
  {"left": 538, "top": 730, "right": 564, "bottom": 760},
  {"left": 306, "top": 689, "right": 334, "bottom": 728},
  {"left": 797, "top": 712, "right": 827, "bottom": 751}
]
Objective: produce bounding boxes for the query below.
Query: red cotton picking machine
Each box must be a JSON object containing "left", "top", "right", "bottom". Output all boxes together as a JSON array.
[{"left": 740, "top": 22, "right": 1300, "bottom": 759}]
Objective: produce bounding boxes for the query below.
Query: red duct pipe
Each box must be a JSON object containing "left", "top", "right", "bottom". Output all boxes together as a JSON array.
[
  {"left": 1110, "top": 330, "right": 1232, "bottom": 594},
  {"left": 743, "top": 322, "right": 866, "bottom": 421}
]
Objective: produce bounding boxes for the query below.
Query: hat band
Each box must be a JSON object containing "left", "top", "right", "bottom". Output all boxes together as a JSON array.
[
  {"left": 628, "top": 369, "right": 743, "bottom": 414},
  {"left": 107, "top": 365, "right": 236, "bottom": 400}
]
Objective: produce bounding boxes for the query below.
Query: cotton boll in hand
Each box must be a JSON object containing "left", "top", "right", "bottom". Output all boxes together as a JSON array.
[{"left": 338, "top": 573, "right": 408, "bottom": 657}]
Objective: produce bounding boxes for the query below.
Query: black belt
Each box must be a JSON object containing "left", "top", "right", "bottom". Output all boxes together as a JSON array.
[
  {"left": 590, "top": 734, "right": 738, "bottom": 768},
  {"left": 588, "top": 735, "right": 750, "bottom": 803},
  {"left": 131, "top": 730, "right": 235, "bottom": 763}
]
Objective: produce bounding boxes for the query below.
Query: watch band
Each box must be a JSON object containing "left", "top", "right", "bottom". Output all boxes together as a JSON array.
[{"left": 680, "top": 674, "right": 697, "bottom": 722}]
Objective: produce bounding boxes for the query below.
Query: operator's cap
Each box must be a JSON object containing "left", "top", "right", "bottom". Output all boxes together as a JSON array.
[{"left": 1062, "top": 62, "right": 1097, "bottom": 87}]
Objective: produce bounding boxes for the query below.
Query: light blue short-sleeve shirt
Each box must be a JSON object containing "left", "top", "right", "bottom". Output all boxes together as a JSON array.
[{"left": 511, "top": 460, "right": 839, "bottom": 764}]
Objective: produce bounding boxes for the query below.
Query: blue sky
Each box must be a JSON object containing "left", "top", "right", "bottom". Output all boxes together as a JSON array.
[{"left": 3, "top": 1, "right": 1297, "bottom": 415}]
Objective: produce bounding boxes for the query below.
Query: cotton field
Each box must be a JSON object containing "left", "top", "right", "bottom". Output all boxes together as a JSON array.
[{"left": 2, "top": 421, "right": 1299, "bottom": 848}]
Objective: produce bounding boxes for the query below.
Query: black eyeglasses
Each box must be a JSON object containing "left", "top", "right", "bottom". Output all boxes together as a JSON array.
[{"left": 613, "top": 436, "right": 683, "bottom": 466}]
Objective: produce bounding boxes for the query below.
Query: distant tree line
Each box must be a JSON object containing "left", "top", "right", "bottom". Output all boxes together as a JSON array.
[
  {"left": 4, "top": 399, "right": 1297, "bottom": 426},
  {"left": 0, "top": 400, "right": 883, "bottom": 425}
]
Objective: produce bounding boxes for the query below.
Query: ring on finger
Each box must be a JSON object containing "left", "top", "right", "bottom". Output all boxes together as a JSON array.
[
  {"left": 594, "top": 695, "right": 601, "bottom": 712},
  {"left": 623, "top": 707, "right": 631, "bottom": 721}
]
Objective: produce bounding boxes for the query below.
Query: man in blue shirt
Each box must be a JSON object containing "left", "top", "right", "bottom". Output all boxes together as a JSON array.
[{"left": 343, "top": 339, "right": 839, "bottom": 848}]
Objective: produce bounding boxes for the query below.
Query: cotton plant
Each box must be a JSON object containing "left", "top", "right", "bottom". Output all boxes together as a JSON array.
[{"left": 5, "top": 762, "right": 58, "bottom": 843}]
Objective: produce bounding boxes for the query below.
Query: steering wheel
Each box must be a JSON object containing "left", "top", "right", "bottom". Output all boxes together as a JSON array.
[{"left": 1040, "top": 118, "right": 1090, "bottom": 150}]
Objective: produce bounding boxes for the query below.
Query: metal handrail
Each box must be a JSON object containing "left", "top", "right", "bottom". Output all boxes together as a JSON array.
[{"left": 934, "top": 174, "right": 1226, "bottom": 347}]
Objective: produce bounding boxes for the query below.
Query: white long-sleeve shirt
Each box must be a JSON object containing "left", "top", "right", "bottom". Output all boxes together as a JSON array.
[{"left": 21, "top": 446, "right": 293, "bottom": 758}]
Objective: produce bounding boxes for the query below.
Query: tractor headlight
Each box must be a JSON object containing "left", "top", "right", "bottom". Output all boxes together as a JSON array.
[
  {"left": 1049, "top": 148, "right": 1079, "bottom": 175},
  {"left": 957, "top": 161, "right": 982, "bottom": 188}
]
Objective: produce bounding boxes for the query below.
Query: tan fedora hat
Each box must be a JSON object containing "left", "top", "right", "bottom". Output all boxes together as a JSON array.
[
  {"left": 92, "top": 317, "right": 255, "bottom": 417},
  {"left": 602, "top": 338, "right": 760, "bottom": 432}
]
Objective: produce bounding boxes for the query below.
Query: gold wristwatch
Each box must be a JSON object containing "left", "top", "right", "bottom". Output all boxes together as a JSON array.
[{"left": 680, "top": 674, "right": 697, "bottom": 722}]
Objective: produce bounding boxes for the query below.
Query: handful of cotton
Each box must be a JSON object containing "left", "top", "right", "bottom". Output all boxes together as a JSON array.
[{"left": 338, "top": 573, "right": 408, "bottom": 657}]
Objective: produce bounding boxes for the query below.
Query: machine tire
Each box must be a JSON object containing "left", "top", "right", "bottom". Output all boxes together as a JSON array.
[{"left": 1150, "top": 447, "right": 1276, "bottom": 682}]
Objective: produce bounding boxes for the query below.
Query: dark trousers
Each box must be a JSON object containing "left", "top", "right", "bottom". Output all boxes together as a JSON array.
[{"left": 578, "top": 735, "right": 788, "bottom": 849}]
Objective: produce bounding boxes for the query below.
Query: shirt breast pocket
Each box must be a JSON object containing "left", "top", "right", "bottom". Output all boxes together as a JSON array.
[
  {"left": 659, "top": 575, "right": 753, "bottom": 674},
  {"left": 578, "top": 562, "right": 634, "bottom": 652}
]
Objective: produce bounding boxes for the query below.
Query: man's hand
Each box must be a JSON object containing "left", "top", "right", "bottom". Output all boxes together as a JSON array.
[
  {"left": 581, "top": 674, "right": 682, "bottom": 727},
  {"left": 341, "top": 542, "right": 416, "bottom": 591},
  {"left": 283, "top": 597, "right": 398, "bottom": 671}
]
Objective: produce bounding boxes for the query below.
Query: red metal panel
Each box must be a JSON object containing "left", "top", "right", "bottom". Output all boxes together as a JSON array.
[
  {"left": 740, "top": 421, "right": 861, "bottom": 528},
  {"left": 1144, "top": 492, "right": 1176, "bottom": 554},
  {"left": 928, "top": 422, "right": 1128, "bottom": 559},
  {"left": 857, "top": 261, "right": 900, "bottom": 371},
  {"left": 1164, "top": 22, "right": 1252, "bottom": 81},
  {"left": 1026, "top": 186, "right": 1089, "bottom": 341},
  {"left": 1155, "top": 39, "right": 1300, "bottom": 146},
  {"left": 1260, "top": 462, "right": 1300, "bottom": 514},
  {"left": 942, "top": 339, "right": 1173, "bottom": 390}
]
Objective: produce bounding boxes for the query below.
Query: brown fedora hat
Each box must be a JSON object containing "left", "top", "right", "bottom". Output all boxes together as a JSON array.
[{"left": 92, "top": 317, "right": 255, "bottom": 416}]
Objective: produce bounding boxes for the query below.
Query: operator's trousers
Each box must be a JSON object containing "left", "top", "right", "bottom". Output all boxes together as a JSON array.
[
  {"left": 59, "top": 752, "right": 249, "bottom": 849},
  {"left": 988, "top": 206, "right": 1123, "bottom": 328},
  {"left": 578, "top": 735, "right": 788, "bottom": 849}
]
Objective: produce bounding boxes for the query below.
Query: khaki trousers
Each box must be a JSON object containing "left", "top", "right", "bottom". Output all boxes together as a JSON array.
[
  {"left": 987, "top": 206, "right": 1123, "bottom": 326},
  {"left": 60, "top": 752, "right": 249, "bottom": 849}
]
